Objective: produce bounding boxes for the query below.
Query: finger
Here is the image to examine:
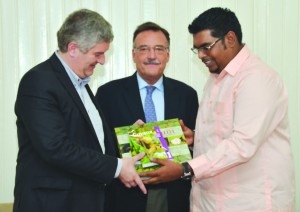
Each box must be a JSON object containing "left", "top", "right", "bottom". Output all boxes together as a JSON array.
[
  {"left": 140, "top": 170, "right": 157, "bottom": 178},
  {"left": 143, "top": 177, "right": 161, "bottom": 185},
  {"left": 186, "top": 139, "right": 193, "bottom": 146},
  {"left": 129, "top": 181, "right": 136, "bottom": 187},
  {"left": 149, "top": 158, "right": 168, "bottom": 165},
  {"left": 133, "top": 119, "right": 145, "bottom": 126},
  {"left": 135, "top": 177, "right": 147, "bottom": 194},
  {"left": 133, "top": 152, "right": 145, "bottom": 162},
  {"left": 149, "top": 157, "right": 158, "bottom": 163},
  {"left": 124, "top": 183, "right": 131, "bottom": 188},
  {"left": 179, "top": 119, "right": 186, "bottom": 129}
]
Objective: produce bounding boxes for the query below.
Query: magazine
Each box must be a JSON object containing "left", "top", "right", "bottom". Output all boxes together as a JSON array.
[{"left": 114, "top": 118, "right": 192, "bottom": 174}]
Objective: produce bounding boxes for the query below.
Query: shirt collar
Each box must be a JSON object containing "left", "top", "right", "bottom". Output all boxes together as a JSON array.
[
  {"left": 219, "top": 44, "right": 250, "bottom": 78},
  {"left": 55, "top": 51, "right": 90, "bottom": 87},
  {"left": 136, "top": 72, "right": 164, "bottom": 91}
]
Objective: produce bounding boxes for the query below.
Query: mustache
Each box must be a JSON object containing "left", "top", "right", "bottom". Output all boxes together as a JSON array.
[{"left": 143, "top": 60, "right": 161, "bottom": 65}]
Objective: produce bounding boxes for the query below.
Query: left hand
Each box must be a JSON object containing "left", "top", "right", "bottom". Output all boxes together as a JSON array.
[
  {"left": 133, "top": 119, "right": 145, "bottom": 126},
  {"left": 139, "top": 158, "right": 184, "bottom": 184},
  {"left": 179, "top": 119, "right": 194, "bottom": 146}
]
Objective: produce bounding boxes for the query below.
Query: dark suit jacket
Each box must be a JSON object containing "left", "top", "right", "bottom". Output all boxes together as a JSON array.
[
  {"left": 95, "top": 73, "right": 199, "bottom": 212},
  {"left": 14, "top": 53, "right": 117, "bottom": 212}
]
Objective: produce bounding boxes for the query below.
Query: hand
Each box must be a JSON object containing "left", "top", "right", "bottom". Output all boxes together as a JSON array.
[
  {"left": 139, "top": 158, "right": 183, "bottom": 184},
  {"left": 133, "top": 119, "right": 145, "bottom": 126},
  {"left": 179, "top": 119, "right": 194, "bottom": 146},
  {"left": 119, "top": 152, "right": 147, "bottom": 194}
]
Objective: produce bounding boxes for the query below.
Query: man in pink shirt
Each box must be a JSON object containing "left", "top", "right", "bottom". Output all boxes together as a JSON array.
[{"left": 141, "top": 7, "right": 295, "bottom": 211}]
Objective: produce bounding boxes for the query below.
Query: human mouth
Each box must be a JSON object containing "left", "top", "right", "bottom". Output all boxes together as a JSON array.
[{"left": 202, "top": 59, "right": 214, "bottom": 67}]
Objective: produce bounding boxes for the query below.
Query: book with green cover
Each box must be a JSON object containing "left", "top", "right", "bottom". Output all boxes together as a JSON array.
[{"left": 114, "top": 118, "right": 192, "bottom": 173}]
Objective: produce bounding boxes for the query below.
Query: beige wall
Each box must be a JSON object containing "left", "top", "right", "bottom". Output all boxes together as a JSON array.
[{"left": 1, "top": 0, "right": 299, "bottom": 210}]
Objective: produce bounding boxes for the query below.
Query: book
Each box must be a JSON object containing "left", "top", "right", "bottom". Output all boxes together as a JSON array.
[{"left": 114, "top": 118, "right": 192, "bottom": 174}]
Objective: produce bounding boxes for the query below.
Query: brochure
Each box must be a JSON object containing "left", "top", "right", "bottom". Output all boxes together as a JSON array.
[{"left": 114, "top": 118, "right": 192, "bottom": 174}]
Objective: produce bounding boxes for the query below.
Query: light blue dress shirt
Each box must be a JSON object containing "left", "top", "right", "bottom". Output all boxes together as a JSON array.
[
  {"left": 136, "top": 72, "right": 165, "bottom": 121},
  {"left": 55, "top": 51, "right": 122, "bottom": 178}
]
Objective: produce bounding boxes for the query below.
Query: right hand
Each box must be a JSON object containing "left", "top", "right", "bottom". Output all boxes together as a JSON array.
[
  {"left": 119, "top": 152, "right": 147, "bottom": 194},
  {"left": 140, "top": 158, "right": 183, "bottom": 184}
]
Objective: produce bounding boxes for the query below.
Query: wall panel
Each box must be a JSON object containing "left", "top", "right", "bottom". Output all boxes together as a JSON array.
[
  {"left": 1, "top": 0, "right": 19, "bottom": 203},
  {"left": 253, "top": 0, "right": 268, "bottom": 59},
  {"left": 172, "top": 1, "right": 191, "bottom": 82},
  {"left": 126, "top": 0, "right": 142, "bottom": 76}
]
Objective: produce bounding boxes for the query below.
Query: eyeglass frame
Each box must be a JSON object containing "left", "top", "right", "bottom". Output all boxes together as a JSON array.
[
  {"left": 133, "top": 45, "right": 169, "bottom": 55},
  {"left": 191, "top": 36, "right": 224, "bottom": 54}
]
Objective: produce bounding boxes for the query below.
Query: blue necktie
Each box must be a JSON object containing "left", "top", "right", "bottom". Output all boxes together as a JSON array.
[{"left": 144, "top": 86, "right": 157, "bottom": 123}]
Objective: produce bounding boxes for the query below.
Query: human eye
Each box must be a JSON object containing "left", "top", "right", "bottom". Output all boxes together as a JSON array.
[
  {"left": 138, "top": 46, "right": 149, "bottom": 53},
  {"left": 154, "top": 46, "right": 164, "bottom": 52}
]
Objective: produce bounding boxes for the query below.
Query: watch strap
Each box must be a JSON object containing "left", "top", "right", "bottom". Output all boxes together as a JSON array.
[{"left": 181, "top": 162, "right": 192, "bottom": 180}]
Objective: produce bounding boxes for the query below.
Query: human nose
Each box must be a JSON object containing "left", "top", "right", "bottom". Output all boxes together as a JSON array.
[
  {"left": 97, "top": 55, "right": 105, "bottom": 65},
  {"left": 198, "top": 50, "right": 206, "bottom": 60},
  {"left": 147, "top": 48, "right": 157, "bottom": 58}
]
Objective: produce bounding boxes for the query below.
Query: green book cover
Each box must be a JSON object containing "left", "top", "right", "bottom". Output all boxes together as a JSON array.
[{"left": 114, "top": 118, "right": 192, "bottom": 173}]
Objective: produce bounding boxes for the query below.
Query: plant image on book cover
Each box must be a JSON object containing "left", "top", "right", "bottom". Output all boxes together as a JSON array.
[{"left": 115, "top": 118, "right": 192, "bottom": 173}]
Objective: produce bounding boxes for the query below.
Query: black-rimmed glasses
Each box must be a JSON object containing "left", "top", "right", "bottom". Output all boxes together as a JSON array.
[{"left": 191, "top": 37, "right": 223, "bottom": 54}]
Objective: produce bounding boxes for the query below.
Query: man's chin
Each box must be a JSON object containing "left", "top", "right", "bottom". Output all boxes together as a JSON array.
[
  {"left": 85, "top": 69, "right": 94, "bottom": 77},
  {"left": 208, "top": 67, "right": 221, "bottom": 74}
]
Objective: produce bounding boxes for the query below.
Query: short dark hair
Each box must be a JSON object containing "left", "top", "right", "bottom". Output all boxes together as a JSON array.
[
  {"left": 188, "top": 7, "right": 242, "bottom": 44},
  {"left": 133, "top": 22, "right": 170, "bottom": 47}
]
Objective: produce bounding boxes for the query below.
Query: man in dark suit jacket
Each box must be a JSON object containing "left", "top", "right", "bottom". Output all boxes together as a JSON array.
[
  {"left": 96, "top": 22, "right": 199, "bottom": 212},
  {"left": 13, "top": 9, "right": 146, "bottom": 212}
]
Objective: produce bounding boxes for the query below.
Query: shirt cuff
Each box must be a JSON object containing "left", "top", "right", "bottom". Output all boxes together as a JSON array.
[{"left": 114, "top": 158, "right": 122, "bottom": 178}]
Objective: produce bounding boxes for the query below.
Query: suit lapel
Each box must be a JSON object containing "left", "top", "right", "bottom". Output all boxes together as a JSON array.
[
  {"left": 123, "top": 73, "right": 146, "bottom": 122},
  {"left": 163, "top": 76, "right": 178, "bottom": 120}
]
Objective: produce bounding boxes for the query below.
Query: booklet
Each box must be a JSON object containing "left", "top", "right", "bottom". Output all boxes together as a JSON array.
[{"left": 114, "top": 118, "right": 192, "bottom": 174}]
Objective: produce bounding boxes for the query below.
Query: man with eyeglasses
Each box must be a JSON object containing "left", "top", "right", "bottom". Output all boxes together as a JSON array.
[
  {"left": 140, "top": 7, "right": 295, "bottom": 211},
  {"left": 95, "top": 22, "right": 198, "bottom": 212}
]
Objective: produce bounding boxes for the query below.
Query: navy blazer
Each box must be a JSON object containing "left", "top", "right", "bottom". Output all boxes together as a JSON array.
[
  {"left": 14, "top": 53, "right": 117, "bottom": 212},
  {"left": 96, "top": 73, "right": 199, "bottom": 212}
]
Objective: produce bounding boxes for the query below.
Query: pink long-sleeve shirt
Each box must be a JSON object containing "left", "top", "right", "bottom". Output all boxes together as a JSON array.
[{"left": 189, "top": 45, "right": 295, "bottom": 212}]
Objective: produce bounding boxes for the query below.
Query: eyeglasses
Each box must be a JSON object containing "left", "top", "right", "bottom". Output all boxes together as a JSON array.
[
  {"left": 134, "top": 45, "right": 169, "bottom": 55},
  {"left": 191, "top": 37, "right": 223, "bottom": 54}
]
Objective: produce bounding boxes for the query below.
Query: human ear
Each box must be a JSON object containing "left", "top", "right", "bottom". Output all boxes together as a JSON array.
[
  {"left": 224, "top": 31, "right": 237, "bottom": 48},
  {"left": 68, "top": 42, "right": 78, "bottom": 57}
]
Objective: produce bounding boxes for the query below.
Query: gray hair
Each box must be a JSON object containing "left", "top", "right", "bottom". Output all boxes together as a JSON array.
[{"left": 57, "top": 9, "right": 114, "bottom": 53}]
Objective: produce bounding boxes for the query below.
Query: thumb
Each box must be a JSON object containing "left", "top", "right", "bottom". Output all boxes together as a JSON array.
[
  {"left": 132, "top": 152, "right": 145, "bottom": 162},
  {"left": 179, "top": 119, "right": 187, "bottom": 129}
]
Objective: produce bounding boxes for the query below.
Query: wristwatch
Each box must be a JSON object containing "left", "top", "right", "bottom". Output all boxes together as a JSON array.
[{"left": 181, "top": 162, "right": 193, "bottom": 180}]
